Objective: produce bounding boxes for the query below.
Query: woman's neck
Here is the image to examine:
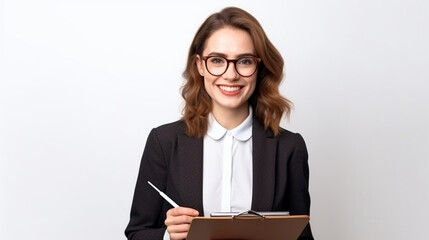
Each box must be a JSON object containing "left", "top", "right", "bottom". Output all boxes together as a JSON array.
[{"left": 211, "top": 104, "right": 250, "bottom": 130}]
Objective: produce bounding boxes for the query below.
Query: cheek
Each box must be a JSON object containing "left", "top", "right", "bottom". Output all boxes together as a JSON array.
[
  {"left": 248, "top": 77, "right": 258, "bottom": 94},
  {"left": 203, "top": 75, "right": 217, "bottom": 86}
]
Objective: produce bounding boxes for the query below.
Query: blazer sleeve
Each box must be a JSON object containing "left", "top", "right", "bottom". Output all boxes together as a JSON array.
[
  {"left": 287, "top": 133, "right": 313, "bottom": 240},
  {"left": 125, "top": 128, "right": 170, "bottom": 240}
]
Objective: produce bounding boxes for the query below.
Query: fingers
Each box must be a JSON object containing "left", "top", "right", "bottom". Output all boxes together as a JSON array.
[
  {"left": 167, "top": 207, "right": 199, "bottom": 218},
  {"left": 165, "top": 207, "right": 199, "bottom": 226},
  {"left": 167, "top": 224, "right": 190, "bottom": 240},
  {"left": 165, "top": 207, "right": 199, "bottom": 240}
]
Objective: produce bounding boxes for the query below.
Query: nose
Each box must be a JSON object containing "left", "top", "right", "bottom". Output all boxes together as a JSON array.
[{"left": 222, "top": 62, "right": 239, "bottom": 80}]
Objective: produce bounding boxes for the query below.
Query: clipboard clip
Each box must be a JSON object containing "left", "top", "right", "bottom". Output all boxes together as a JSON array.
[{"left": 232, "top": 210, "right": 265, "bottom": 220}]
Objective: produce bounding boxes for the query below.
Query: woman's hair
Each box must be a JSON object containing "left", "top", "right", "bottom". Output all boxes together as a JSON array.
[{"left": 181, "top": 7, "right": 293, "bottom": 138}]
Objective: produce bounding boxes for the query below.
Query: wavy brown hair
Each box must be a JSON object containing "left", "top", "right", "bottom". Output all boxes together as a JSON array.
[{"left": 181, "top": 7, "right": 293, "bottom": 138}]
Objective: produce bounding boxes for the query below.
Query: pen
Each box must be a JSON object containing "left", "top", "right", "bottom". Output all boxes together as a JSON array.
[{"left": 147, "top": 181, "right": 179, "bottom": 208}]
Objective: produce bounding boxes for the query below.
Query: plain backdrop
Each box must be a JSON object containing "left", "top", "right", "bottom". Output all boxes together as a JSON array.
[{"left": 1, "top": 0, "right": 428, "bottom": 239}]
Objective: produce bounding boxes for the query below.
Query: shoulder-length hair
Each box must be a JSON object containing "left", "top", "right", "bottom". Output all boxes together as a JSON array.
[{"left": 181, "top": 7, "right": 292, "bottom": 138}]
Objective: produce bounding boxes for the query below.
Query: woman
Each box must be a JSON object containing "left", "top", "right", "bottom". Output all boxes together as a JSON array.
[{"left": 125, "top": 7, "right": 313, "bottom": 240}]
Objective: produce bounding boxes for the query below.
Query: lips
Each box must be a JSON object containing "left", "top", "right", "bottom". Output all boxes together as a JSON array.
[
  {"left": 219, "top": 85, "right": 241, "bottom": 92},
  {"left": 218, "top": 85, "right": 243, "bottom": 96}
]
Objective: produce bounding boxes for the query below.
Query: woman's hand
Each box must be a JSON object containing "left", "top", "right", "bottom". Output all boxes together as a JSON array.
[{"left": 165, "top": 207, "right": 199, "bottom": 240}]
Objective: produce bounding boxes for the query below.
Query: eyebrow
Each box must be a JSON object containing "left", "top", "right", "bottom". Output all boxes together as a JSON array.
[{"left": 206, "top": 52, "right": 257, "bottom": 58}]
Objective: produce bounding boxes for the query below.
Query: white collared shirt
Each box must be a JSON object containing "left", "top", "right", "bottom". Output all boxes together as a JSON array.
[{"left": 202, "top": 107, "right": 253, "bottom": 216}]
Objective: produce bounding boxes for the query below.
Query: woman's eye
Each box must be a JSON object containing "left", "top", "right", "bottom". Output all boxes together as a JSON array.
[
  {"left": 238, "top": 58, "right": 254, "bottom": 65},
  {"left": 210, "top": 57, "right": 225, "bottom": 64}
]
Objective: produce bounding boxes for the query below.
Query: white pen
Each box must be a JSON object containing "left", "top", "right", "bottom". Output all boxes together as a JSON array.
[{"left": 147, "top": 181, "right": 179, "bottom": 208}]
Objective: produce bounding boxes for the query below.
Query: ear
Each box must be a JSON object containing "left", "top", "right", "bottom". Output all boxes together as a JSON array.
[{"left": 195, "top": 55, "right": 204, "bottom": 76}]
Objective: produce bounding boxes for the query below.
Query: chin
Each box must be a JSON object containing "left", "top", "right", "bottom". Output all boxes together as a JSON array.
[{"left": 219, "top": 102, "right": 247, "bottom": 110}]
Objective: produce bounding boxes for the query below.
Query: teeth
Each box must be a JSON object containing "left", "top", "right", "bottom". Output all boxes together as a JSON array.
[{"left": 219, "top": 86, "right": 241, "bottom": 92}]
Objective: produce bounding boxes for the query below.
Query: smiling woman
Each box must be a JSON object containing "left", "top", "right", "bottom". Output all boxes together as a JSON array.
[
  {"left": 125, "top": 7, "right": 313, "bottom": 240},
  {"left": 182, "top": 8, "right": 291, "bottom": 138}
]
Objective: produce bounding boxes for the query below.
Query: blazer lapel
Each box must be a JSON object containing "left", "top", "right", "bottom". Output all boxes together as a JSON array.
[
  {"left": 251, "top": 119, "right": 277, "bottom": 211},
  {"left": 175, "top": 133, "right": 204, "bottom": 214}
]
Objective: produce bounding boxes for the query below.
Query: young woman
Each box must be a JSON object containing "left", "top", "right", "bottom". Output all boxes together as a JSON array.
[{"left": 125, "top": 7, "right": 313, "bottom": 240}]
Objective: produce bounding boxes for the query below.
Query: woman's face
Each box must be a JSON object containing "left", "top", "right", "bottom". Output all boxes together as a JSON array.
[{"left": 196, "top": 27, "right": 257, "bottom": 114}]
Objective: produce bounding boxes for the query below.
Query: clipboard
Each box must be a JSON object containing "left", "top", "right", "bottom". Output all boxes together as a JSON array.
[{"left": 187, "top": 211, "right": 309, "bottom": 240}]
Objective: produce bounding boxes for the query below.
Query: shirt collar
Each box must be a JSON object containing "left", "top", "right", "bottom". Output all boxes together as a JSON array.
[{"left": 207, "top": 106, "right": 253, "bottom": 141}]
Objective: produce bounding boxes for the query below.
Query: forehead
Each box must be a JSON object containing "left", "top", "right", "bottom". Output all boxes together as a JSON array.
[{"left": 203, "top": 27, "right": 255, "bottom": 56}]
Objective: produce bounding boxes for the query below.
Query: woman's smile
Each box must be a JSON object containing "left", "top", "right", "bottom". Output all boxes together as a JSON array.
[{"left": 218, "top": 84, "right": 243, "bottom": 95}]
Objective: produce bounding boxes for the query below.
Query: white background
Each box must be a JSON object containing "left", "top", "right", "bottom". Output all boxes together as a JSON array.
[{"left": 1, "top": 0, "right": 428, "bottom": 239}]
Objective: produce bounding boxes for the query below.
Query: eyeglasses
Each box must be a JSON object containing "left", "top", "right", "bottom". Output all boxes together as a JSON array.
[{"left": 202, "top": 55, "right": 261, "bottom": 77}]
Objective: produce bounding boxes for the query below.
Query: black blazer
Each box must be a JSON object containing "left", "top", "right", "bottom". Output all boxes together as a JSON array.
[{"left": 125, "top": 119, "right": 313, "bottom": 240}]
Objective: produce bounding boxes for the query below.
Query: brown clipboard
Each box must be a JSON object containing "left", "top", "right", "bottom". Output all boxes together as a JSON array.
[{"left": 187, "top": 214, "right": 309, "bottom": 240}]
